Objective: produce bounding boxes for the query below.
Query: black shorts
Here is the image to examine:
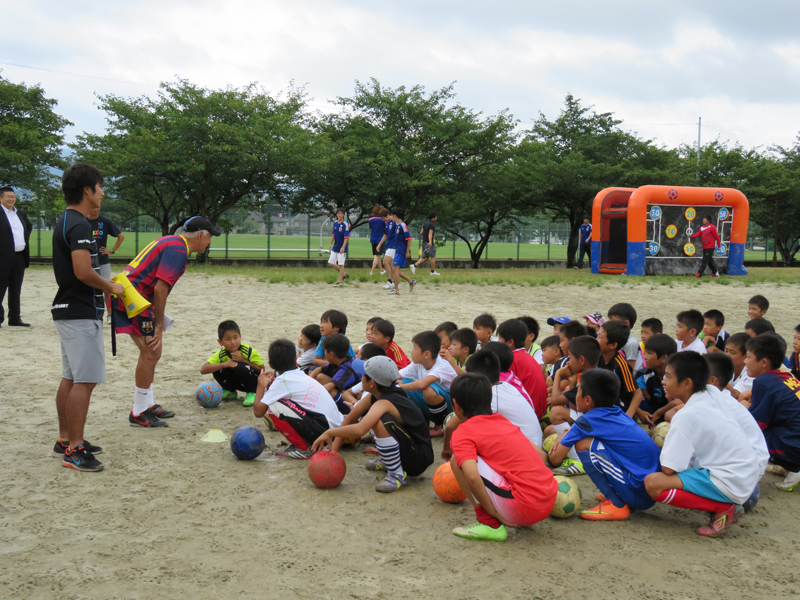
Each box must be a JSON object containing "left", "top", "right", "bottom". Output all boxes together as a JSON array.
[
  {"left": 381, "top": 416, "right": 434, "bottom": 477},
  {"left": 371, "top": 243, "right": 382, "bottom": 256}
]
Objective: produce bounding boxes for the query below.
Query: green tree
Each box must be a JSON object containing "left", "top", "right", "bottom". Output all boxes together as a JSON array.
[
  {"left": 0, "top": 74, "right": 71, "bottom": 195},
  {"left": 74, "top": 80, "right": 306, "bottom": 245}
]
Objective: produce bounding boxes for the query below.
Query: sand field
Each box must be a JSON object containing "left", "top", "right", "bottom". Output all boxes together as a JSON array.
[{"left": 1, "top": 268, "right": 799, "bottom": 600}]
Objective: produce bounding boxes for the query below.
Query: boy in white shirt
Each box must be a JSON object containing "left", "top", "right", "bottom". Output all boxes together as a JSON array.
[
  {"left": 253, "top": 339, "right": 343, "bottom": 460},
  {"left": 399, "top": 330, "right": 458, "bottom": 428},
  {"left": 724, "top": 333, "right": 753, "bottom": 399},
  {"left": 296, "top": 324, "right": 321, "bottom": 373},
  {"left": 644, "top": 352, "right": 759, "bottom": 537},
  {"left": 675, "top": 309, "right": 707, "bottom": 354},
  {"left": 442, "top": 350, "right": 542, "bottom": 461}
]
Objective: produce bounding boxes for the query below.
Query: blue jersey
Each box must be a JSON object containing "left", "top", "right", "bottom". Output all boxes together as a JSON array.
[
  {"left": 331, "top": 220, "right": 349, "bottom": 253},
  {"left": 580, "top": 223, "right": 592, "bottom": 246},
  {"left": 369, "top": 217, "right": 386, "bottom": 243},
  {"left": 750, "top": 370, "right": 800, "bottom": 453},
  {"left": 385, "top": 220, "right": 397, "bottom": 249},
  {"left": 561, "top": 406, "right": 660, "bottom": 484},
  {"left": 394, "top": 221, "right": 411, "bottom": 254},
  {"left": 314, "top": 336, "right": 356, "bottom": 359}
]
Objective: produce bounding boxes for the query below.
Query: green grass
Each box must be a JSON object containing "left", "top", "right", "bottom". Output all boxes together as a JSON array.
[{"left": 26, "top": 231, "right": 783, "bottom": 262}]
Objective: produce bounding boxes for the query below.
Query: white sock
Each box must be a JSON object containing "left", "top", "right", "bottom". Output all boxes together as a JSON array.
[
  {"left": 146, "top": 385, "right": 156, "bottom": 409},
  {"left": 553, "top": 422, "right": 579, "bottom": 461},
  {"left": 133, "top": 387, "right": 150, "bottom": 416},
  {"left": 375, "top": 436, "right": 403, "bottom": 477}
]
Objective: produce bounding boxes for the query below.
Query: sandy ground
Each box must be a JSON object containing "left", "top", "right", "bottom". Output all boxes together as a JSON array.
[{"left": 1, "top": 268, "right": 799, "bottom": 600}]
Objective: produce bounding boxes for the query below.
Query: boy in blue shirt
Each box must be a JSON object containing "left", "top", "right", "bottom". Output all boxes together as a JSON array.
[
  {"left": 328, "top": 209, "right": 349, "bottom": 286},
  {"left": 389, "top": 208, "right": 416, "bottom": 295},
  {"left": 378, "top": 208, "right": 397, "bottom": 289},
  {"left": 550, "top": 369, "right": 660, "bottom": 520},
  {"left": 575, "top": 216, "right": 592, "bottom": 269},
  {"left": 312, "top": 309, "right": 355, "bottom": 370},
  {"left": 368, "top": 206, "right": 388, "bottom": 276}
]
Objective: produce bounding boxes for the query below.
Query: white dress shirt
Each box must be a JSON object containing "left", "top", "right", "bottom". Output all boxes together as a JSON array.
[{"left": 2, "top": 205, "right": 26, "bottom": 252}]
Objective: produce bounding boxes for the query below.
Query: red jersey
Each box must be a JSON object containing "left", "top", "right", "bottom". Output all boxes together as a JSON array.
[
  {"left": 451, "top": 413, "right": 557, "bottom": 510},
  {"left": 510, "top": 348, "right": 548, "bottom": 418},
  {"left": 690, "top": 224, "right": 720, "bottom": 249},
  {"left": 118, "top": 235, "right": 189, "bottom": 306},
  {"left": 386, "top": 340, "right": 411, "bottom": 369}
]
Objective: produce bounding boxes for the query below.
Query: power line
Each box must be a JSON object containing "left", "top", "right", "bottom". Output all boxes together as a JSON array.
[{"left": 0, "top": 60, "right": 152, "bottom": 87}]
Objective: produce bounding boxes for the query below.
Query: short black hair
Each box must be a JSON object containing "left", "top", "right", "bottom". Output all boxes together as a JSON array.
[
  {"left": 641, "top": 318, "right": 663, "bottom": 334},
  {"left": 269, "top": 339, "right": 297, "bottom": 373},
  {"left": 62, "top": 163, "right": 104, "bottom": 205},
  {"left": 450, "top": 328, "right": 478, "bottom": 355},
  {"left": 705, "top": 353, "right": 734, "bottom": 388},
  {"left": 579, "top": 369, "right": 620, "bottom": 409},
  {"left": 217, "top": 319, "right": 240, "bottom": 339},
  {"left": 428, "top": 211, "right": 437, "bottom": 220},
  {"left": 363, "top": 374, "right": 394, "bottom": 395},
  {"left": 393, "top": 207, "right": 405, "bottom": 220},
  {"left": 359, "top": 343, "right": 386, "bottom": 361},
  {"left": 473, "top": 313, "right": 496, "bottom": 332},
  {"left": 540, "top": 335, "right": 561, "bottom": 350},
  {"left": 666, "top": 352, "right": 709, "bottom": 394},
  {"left": 367, "top": 316, "right": 383, "bottom": 327},
  {"left": 677, "top": 309, "right": 704, "bottom": 335},
  {"left": 748, "top": 295, "right": 769, "bottom": 311},
  {"left": 601, "top": 320, "right": 630, "bottom": 351},
  {"left": 608, "top": 303, "right": 637, "bottom": 328},
  {"left": 483, "top": 341, "right": 514, "bottom": 372},
  {"left": 321, "top": 333, "right": 351, "bottom": 359},
  {"left": 726, "top": 332, "right": 750, "bottom": 353},
  {"left": 0, "top": 186, "right": 13, "bottom": 195},
  {"left": 434, "top": 321, "right": 459, "bottom": 336},
  {"left": 796, "top": 324, "right": 800, "bottom": 335},
  {"left": 703, "top": 214, "right": 713, "bottom": 223},
  {"left": 645, "top": 334, "right": 677, "bottom": 358},
  {"left": 746, "top": 333, "right": 787, "bottom": 370},
  {"left": 497, "top": 319, "right": 527, "bottom": 349},
  {"left": 450, "top": 373, "right": 493, "bottom": 418},
  {"left": 567, "top": 335, "right": 601, "bottom": 366},
  {"left": 559, "top": 320, "right": 587, "bottom": 341},
  {"left": 703, "top": 309, "right": 725, "bottom": 327},
  {"left": 517, "top": 316, "right": 540, "bottom": 343},
  {"left": 372, "top": 319, "right": 395, "bottom": 342},
  {"left": 745, "top": 318, "right": 775, "bottom": 335},
  {"left": 321, "top": 309, "right": 348, "bottom": 334},
  {"left": 412, "top": 331, "right": 441, "bottom": 358},
  {"left": 464, "top": 349, "right": 501, "bottom": 384},
  {"left": 301, "top": 324, "right": 321, "bottom": 345}
]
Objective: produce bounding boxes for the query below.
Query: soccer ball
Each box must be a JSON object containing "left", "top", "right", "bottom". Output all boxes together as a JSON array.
[
  {"left": 651, "top": 422, "right": 670, "bottom": 448},
  {"left": 551, "top": 475, "right": 582, "bottom": 518},
  {"left": 542, "top": 433, "right": 558, "bottom": 452},
  {"left": 443, "top": 412, "right": 456, "bottom": 431},
  {"left": 433, "top": 462, "right": 466, "bottom": 503},
  {"left": 341, "top": 436, "right": 360, "bottom": 446},
  {"left": 195, "top": 381, "right": 223, "bottom": 408},
  {"left": 308, "top": 450, "right": 347, "bottom": 489}
]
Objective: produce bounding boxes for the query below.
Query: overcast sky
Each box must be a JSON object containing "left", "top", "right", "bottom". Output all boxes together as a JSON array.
[{"left": 3, "top": 1, "right": 799, "bottom": 151}]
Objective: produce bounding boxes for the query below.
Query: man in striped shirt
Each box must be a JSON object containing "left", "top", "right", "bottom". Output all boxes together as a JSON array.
[{"left": 113, "top": 217, "right": 219, "bottom": 427}]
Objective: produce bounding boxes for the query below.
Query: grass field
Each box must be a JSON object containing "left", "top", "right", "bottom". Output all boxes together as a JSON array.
[{"left": 27, "top": 231, "right": 783, "bottom": 262}]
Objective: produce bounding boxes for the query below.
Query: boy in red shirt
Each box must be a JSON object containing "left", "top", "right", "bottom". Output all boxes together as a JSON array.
[
  {"left": 497, "top": 319, "right": 548, "bottom": 418},
  {"left": 450, "top": 373, "right": 557, "bottom": 542},
  {"left": 690, "top": 215, "right": 721, "bottom": 278},
  {"left": 370, "top": 319, "right": 410, "bottom": 368}
]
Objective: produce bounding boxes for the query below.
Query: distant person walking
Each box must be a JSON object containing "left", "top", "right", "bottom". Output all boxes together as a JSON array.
[
  {"left": 368, "top": 204, "right": 387, "bottom": 276},
  {"left": 411, "top": 211, "right": 440, "bottom": 276},
  {"left": 691, "top": 215, "right": 721, "bottom": 278},
  {"left": 575, "top": 216, "right": 592, "bottom": 269},
  {"left": 0, "top": 186, "right": 33, "bottom": 327}
]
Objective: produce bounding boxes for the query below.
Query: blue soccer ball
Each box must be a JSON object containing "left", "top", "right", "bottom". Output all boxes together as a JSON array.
[
  {"left": 230, "top": 426, "right": 266, "bottom": 460},
  {"left": 196, "top": 381, "right": 223, "bottom": 408}
]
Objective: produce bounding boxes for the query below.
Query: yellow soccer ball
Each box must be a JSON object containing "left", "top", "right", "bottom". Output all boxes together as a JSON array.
[
  {"left": 542, "top": 433, "right": 558, "bottom": 452},
  {"left": 651, "top": 422, "right": 670, "bottom": 448},
  {"left": 551, "top": 475, "right": 582, "bottom": 518}
]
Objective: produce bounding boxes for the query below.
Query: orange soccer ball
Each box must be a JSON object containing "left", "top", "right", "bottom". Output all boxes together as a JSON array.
[{"left": 433, "top": 462, "right": 466, "bottom": 503}]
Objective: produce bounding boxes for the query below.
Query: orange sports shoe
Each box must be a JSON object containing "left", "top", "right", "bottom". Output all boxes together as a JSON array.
[{"left": 580, "top": 499, "right": 630, "bottom": 521}]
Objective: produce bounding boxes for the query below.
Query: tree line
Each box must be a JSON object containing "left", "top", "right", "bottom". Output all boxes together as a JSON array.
[{"left": 2, "top": 74, "right": 799, "bottom": 267}]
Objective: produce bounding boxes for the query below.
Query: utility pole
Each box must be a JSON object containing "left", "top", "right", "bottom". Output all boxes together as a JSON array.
[{"left": 697, "top": 117, "right": 702, "bottom": 166}]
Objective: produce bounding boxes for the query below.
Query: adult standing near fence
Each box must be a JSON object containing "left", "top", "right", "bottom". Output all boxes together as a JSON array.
[
  {"left": 113, "top": 216, "right": 219, "bottom": 427},
  {"left": 575, "top": 216, "right": 592, "bottom": 269},
  {"left": 690, "top": 215, "right": 721, "bottom": 278},
  {"left": 87, "top": 207, "right": 125, "bottom": 308},
  {"left": 412, "top": 211, "right": 440, "bottom": 276},
  {"left": 0, "top": 186, "right": 33, "bottom": 327}
]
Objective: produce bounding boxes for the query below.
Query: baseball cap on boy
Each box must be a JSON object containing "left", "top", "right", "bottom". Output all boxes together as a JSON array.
[
  {"left": 583, "top": 312, "right": 606, "bottom": 326},
  {"left": 546, "top": 316, "right": 571, "bottom": 326},
  {"left": 352, "top": 356, "right": 399, "bottom": 386}
]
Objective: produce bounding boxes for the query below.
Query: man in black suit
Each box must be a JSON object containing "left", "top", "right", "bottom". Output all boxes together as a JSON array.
[{"left": 0, "top": 186, "right": 33, "bottom": 327}]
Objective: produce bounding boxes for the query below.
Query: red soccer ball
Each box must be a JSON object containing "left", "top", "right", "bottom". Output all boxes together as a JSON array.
[{"left": 307, "top": 450, "right": 346, "bottom": 489}]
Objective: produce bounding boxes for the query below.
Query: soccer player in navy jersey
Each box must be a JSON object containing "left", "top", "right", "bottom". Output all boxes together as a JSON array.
[
  {"left": 328, "top": 209, "right": 349, "bottom": 286},
  {"left": 368, "top": 205, "right": 387, "bottom": 276},
  {"left": 113, "top": 216, "right": 219, "bottom": 427}
]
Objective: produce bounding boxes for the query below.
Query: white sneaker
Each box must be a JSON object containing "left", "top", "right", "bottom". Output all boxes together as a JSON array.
[
  {"left": 380, "top": 270, "right": 386, "bottom": 275},
  {"left": 411, "top": 264, "right": 416, "bottom": 274},
  {"left": 430, "top": 271, "right": 441, "bottom": 276},
  {"left": 388, "top": 289, "right": 399, "bottom": 295},
  {"left": 776, "top": 471, "right": 800, "bottom": 491},
  {"left": 383, "top": 282, "right": 393, "bottom": 289}
]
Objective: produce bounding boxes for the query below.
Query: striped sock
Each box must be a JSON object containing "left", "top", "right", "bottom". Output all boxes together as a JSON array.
[
  {"left": 428, "top": 399, "right": 449, "bottom": 425},
  {"left": 375, "top": 436, "right": 403, "bottom": 477}
]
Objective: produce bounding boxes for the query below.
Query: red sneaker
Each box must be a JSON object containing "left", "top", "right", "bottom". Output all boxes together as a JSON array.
[
  {"left": 580, "top": 500, "right": 630, "bottom": 521},
  {"left": 694, "top": 273, "right": 701, "bottom": 278}
]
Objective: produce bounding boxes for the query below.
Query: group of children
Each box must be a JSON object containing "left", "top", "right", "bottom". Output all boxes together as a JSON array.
[{"left": 199, "top": 293, "right": 800, "bottom": 541}]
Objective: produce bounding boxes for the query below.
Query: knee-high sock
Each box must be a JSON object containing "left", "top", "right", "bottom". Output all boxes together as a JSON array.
[
  {"left": 332, "top": 392, "right": 351, "bottom": 415},
  {"left": 553, "top": 422, "right": 579, "bottom": 461},
  {"left": 475, "top": 505, "right": 501, "bottom": 529},
  {"left": 577, "top": 450, "right": 624, "bottom": 508},
  {"left": 133, "top": 386, "right": 150, "bottom": 416},
  {"left": 375, "top": 436, "right": 403, "bottom": 477},
  {"left": 428, "top": 399, "right": 448, "bottom": 426},
  {"left": 655, "top": 489, "right": 734, "bottom": 513}
]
